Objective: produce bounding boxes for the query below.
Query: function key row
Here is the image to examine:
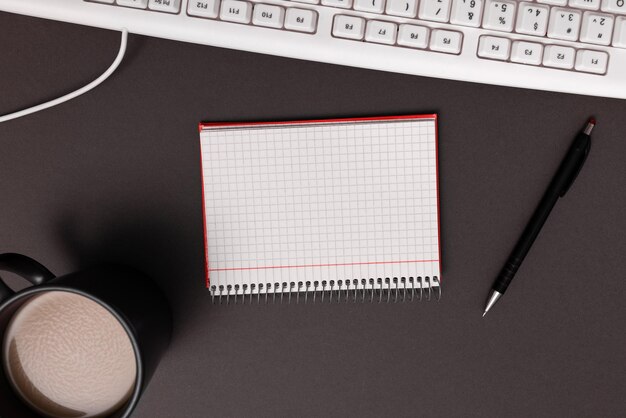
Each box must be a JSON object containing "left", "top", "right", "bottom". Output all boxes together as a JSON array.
[
  {"left": 477, "top": 35, "right": 609, "bottom": 73},
  {"left": 189, "top": 0, "right": 318, "bottom": 32},
  {"left": 332, "top": 15, "right": 464, "bottom": 53}
]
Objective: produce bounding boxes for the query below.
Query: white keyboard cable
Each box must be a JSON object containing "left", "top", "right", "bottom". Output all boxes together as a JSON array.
[{"left": 0, "top": 29, "right": 128, "bottom": 124}]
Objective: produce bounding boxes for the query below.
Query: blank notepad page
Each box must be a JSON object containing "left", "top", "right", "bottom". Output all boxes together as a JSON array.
[{"left": 200, "top": 116, "right": 441, "bottom": 295}]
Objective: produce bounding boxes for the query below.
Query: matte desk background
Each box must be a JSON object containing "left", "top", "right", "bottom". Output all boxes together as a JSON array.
[{"left": 1, "top": 12, "right": 625, "bottom": 418}]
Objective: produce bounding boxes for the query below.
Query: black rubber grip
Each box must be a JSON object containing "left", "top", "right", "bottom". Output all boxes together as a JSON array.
[{"left": 493, "top": 260, "right": 520, "bottom": 293}]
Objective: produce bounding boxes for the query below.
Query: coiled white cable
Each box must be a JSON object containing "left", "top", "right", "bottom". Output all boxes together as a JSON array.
[{"left": 0, "top": 29, "right": 128, "bottom": 123}]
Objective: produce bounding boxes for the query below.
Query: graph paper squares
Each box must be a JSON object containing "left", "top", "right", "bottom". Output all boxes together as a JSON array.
[{"left": 200, "top": 118, "right": 440, "bottom": 293}]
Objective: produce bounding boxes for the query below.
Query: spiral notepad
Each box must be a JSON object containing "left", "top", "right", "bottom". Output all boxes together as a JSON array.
[{"left": 199, "top": 115, "right": 441, "bottom": 303}]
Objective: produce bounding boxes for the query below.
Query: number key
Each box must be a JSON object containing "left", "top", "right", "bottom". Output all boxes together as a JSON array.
[
  {"left": 322, "top": 0, "right": 353, "bottom": 8},
  {"left": 537, "top": 0, "right": 567, "bottom": 6},
  {"left": 580, "top": 11, "right": 615, "bottom": 44},
  {"left": 386, "top": 0, "right": 419, "bottom": 17},
  {"left": 482, "top": 0, "right": 516, "bottom": 32},
  {"left": 450, "top": 0, "right": 484, "bottom": 27},
  {"left": 601, "top": 0, "right": 626, "bottom": 14},
  {"left": 569, "top": 0, "right": 600, "bottom": 10},
  {"left": 548, "top": 7, "right": 582, "bottom": 40},
  {"left": 516, "top": 2, "right": 550, "bottom": 35},
  {"left": 354, "top": 0, "right": 386, "bottom": 13},
  {"left": 419, "top": 0, "right": 453, "bottom": 23}
]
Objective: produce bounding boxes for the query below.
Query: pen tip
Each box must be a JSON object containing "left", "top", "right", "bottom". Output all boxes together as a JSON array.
[
  {"left": 588, "top": 117, "right": 596, "bottom": 125},
  {"left": 483, "top": 291, "right": 502, "bottom": 317}
]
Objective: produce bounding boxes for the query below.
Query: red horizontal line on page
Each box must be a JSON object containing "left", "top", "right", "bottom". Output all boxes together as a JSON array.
[{"left": 211, "top": 259, "right": 439, "bottom": 272}]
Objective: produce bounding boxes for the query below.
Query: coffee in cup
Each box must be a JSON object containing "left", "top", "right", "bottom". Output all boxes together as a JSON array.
[{"left": 3, "top": 291, "right": 137, "bottom": 418}]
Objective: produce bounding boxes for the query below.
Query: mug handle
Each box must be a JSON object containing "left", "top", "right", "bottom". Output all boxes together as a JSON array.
[{"left": 0, "top": 253, "right": 56, "bottom": 303}]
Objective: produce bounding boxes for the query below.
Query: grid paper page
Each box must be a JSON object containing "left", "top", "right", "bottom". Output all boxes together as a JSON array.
[{"left": 200, "top": 117, "right": 440, "bottom": 295}]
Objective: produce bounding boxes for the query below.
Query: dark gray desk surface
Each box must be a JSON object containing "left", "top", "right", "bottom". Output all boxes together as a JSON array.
[{"left": 1, "top": 11, "right": 625, "bottom": 418}]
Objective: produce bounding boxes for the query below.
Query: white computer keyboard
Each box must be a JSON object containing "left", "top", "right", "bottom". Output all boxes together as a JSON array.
[{"left": 1, "top": 0, "right": 625, "bottom": 98}]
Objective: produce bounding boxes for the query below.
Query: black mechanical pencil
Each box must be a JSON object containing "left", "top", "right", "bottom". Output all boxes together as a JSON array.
[{"left": 483, "top": 118, "right": 595, "bottom": 316}]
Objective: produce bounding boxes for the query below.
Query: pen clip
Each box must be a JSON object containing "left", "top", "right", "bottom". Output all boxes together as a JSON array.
[{"left": 560, "top": 140, "right": 591, "bottom": 197}]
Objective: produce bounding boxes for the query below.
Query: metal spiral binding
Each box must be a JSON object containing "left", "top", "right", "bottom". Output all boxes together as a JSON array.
[{"left": 210, "top": 276, "right": 441, "bottom": 305}]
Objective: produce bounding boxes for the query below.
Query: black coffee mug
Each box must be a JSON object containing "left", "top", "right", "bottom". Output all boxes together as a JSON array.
[{"left": 0, "top": 253, "right": 172, "bottom": 418}]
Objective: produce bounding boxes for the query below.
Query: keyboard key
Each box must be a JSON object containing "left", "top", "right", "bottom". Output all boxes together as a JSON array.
[
  {"left": 117, "top": 0, "right": 148, "bottom": 8},
  {"left": 397, "top": 24, "right": 430, "bottom": 48},
  {"left": 543, "top": 44, "right": 576, "bottom": 68},
  {"left": 149, "top": 0, "right": 180, "bottom": 12},
  {"left": 386, "top": 0, "right": 418, "bottom": 17},
  {"left": 575, "top": 49, "right": 609, "bottom": 73},
  {"left": 615, "top": 16, "right": 626, "bottom": 47},
  {"left": 537, "top": 0, "right": 567, "bottom": 6},
  {"left": 511, "top": 41, "right": 543, "bottom": 65},
  {"left": 354, "top": 0, "right": 386, "bottom": 13},
  {"left": 365, "top": 20, "right": 397, "bottom": 44},
  {"left": 188, "top": 0, "right": 220, "bottom": 18},
  {"left": 220, "top": 0, "right": 252, "bottom": 23},
  {"left": 322, "top": 0, "right": 353, "bottom": 8},
  {"left": 429, "top": 29, "right": 463, "bottom": 53},
  {"left": 515, "top": 3, "right": 550, "bottom": 36},
  {"left": 511, "top": 40, "right": 543, "bottom": 64},
  {"left": 332, "top": 15, "right": 365, "bottom": 39},
  {"left": 419, "top": 0, "right": 453, "bottom": 22},
  {"left": 450, "top": 0, "right": 484, "bottom": 27},
  {"left": 580, "top": 12, "right": 614, "bottom": 44},
  {"left": 482, "top": 0, "right": 516, "bottom": 32},
  {"left": 601, "top": 0, "right": 626, "bottom": 13},
  {"left": 569, "top": 0, "right": 600, "bottom": 9},
  {"left": 548, "top": 8, "right": 582, "bottom": 40},
  {"left": 252, "top": 4, "right": 285, "bottom": 28},
  {"left": 477, "top": 35, "right": 510, "bottom": 60},
  {"left": 284, "top": 8, "right": 317, "bottom": 32},
  {"left": 291, "top": 0, "right": 319, "bottom": 4},
  {"left": 90, "top": 0, "right": 114, "bottom": 3}
]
